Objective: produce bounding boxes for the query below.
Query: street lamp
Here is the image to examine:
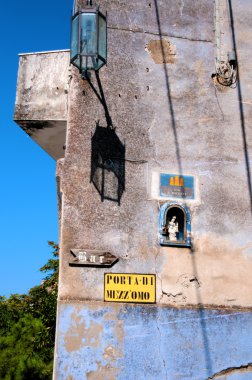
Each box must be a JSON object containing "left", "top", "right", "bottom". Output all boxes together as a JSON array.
[{"left": 71, "top": 0, "right": 107, "bottom": 77}]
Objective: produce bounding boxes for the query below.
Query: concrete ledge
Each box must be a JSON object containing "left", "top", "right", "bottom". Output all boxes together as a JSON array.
[{"left": 14, "top": 50, "right": 70, "bottom": 160}]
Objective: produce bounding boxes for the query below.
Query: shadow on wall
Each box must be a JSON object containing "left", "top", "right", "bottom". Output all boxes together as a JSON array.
[
  {"left": 190, "top": 248, "right": 213, "bottom": 378},
  {"left": 90, "top": 122, "right": 125, "bottom": 205},
  {"left": 153, "top": 0, "right": 183, "bottom": 177},
  {"left": 228, "top": 0, "right": 252, "bottom": 215},
  {"left": 86, "top": 72, "right": 125, "bottom": 206},
  {"left": 153, "top": 0, "right": 214, "bottom": 376},
  {"left": 153, "top": 0, "right": 188, "bottom": 203}
]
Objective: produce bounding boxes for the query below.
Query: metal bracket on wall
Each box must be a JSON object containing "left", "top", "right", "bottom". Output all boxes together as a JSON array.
[{"left": 213, "top": 0, "right": 237, "bottom": 87}]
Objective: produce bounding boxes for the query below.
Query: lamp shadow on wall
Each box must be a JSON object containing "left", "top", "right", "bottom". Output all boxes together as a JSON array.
[
  {"left": 228, "top": 0, "right": 252, "bottom": 215},
  {"left": 153, "top": 0, "right": 213, "bottom": 377},
  {"left": 91, "top": 122, "right": 125, "bottom": 205},
  {"left": 87, "top": 72, "right": 125, "bottom": 205}
]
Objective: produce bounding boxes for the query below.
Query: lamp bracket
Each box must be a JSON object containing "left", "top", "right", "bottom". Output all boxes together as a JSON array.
[{"left": 81, "top": 70, "right": 91, "bottom": 80}]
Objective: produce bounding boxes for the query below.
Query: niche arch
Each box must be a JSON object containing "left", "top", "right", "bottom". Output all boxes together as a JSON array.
[{"left": 158, "top": 202, "right": 191, "bottom": 247}]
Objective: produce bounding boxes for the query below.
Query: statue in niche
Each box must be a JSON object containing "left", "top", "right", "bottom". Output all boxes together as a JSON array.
[
  {"left": 167, "top": 216, "right": 178, "bottom": 241},
  {"left": 159, "top": 204, "right": 191, "bottom": 247}
]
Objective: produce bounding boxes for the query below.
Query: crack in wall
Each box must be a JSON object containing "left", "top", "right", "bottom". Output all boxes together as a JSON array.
[
  {"left": 108, "top": 25, "right": 212, "bottom": 43},
  {"left": 208, "top": 363, "right": 252, "bottom": 379},
  {"left": 163, "top": 291, "right": 183, "bottom": 298},
  {"left": 162, "top": 291, "right": 187, "bottom": 304}
]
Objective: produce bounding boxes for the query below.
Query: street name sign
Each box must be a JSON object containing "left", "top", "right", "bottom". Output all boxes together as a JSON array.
[{"left": 104, "top": 273, "right": 156, "bottom": 303}]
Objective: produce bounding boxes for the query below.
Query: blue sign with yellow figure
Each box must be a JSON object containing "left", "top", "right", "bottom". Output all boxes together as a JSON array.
[{"left": 160, "top": 173, "right": 194, "bottom": 199}]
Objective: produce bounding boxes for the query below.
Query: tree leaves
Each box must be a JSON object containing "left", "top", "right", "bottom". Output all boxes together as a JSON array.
[{"left": 0, "top": 242, "right": 59, "bottom": 380}]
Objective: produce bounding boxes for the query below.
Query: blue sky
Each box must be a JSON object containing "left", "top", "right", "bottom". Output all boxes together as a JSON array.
[{"left": 0, "top": 0, "right": 72, "bottom": 296}]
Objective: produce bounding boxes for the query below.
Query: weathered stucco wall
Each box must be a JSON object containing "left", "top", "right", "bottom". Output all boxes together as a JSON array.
[
  {"left": 52, "top": 0, "right": 252, "bottom": 378},
  {"left": 58, "top": 0, "right": 252, "bottom": 308}
]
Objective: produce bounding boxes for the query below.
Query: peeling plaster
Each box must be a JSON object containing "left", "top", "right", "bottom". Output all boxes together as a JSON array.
[
  {"left": 178, "top": 274, "right": 201, "bottom": 288},
  {"left": 208, "top": 363, "right": 252, "bottom": 379},
  {"left": 87, "top": 361, "right": 119, "bottom": 380},
  {"left": 57, "top": 305, "right": 126, "bottom": 379},
  {"left": 145, "top": 39, "right": 176, "bottom": 64},
  {"left": 63, "top": 313, "right": 103, "bottom": 353},
  {"left": 161, "top": 291, "right": 187, "bottom": 304},
  {"left": 157, "top": 234, "right": 252, "bottom": 308},
  {"left": 103, "top": 346, "right": 117, "bottom": 361}
]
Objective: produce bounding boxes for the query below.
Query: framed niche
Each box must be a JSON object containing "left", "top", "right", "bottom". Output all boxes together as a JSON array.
[{"left": 158, "top": 202, "right": 191, "bottom": 247}]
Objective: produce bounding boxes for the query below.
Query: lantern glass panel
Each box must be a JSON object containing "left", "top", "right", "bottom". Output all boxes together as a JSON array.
[
  {"left": 98, "top": 14, "right": 107, "bottom": 69},
  {"left": 80, "top": 13, "right": 97, "bottom": 56},
  {"left": 71, "top": 16, "right": 79, "bottom": 60}
]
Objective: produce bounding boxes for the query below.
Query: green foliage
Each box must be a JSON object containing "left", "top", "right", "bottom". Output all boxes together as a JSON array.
[{"left": 0, "top": 242, "right": 59, "bottom": 380}]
